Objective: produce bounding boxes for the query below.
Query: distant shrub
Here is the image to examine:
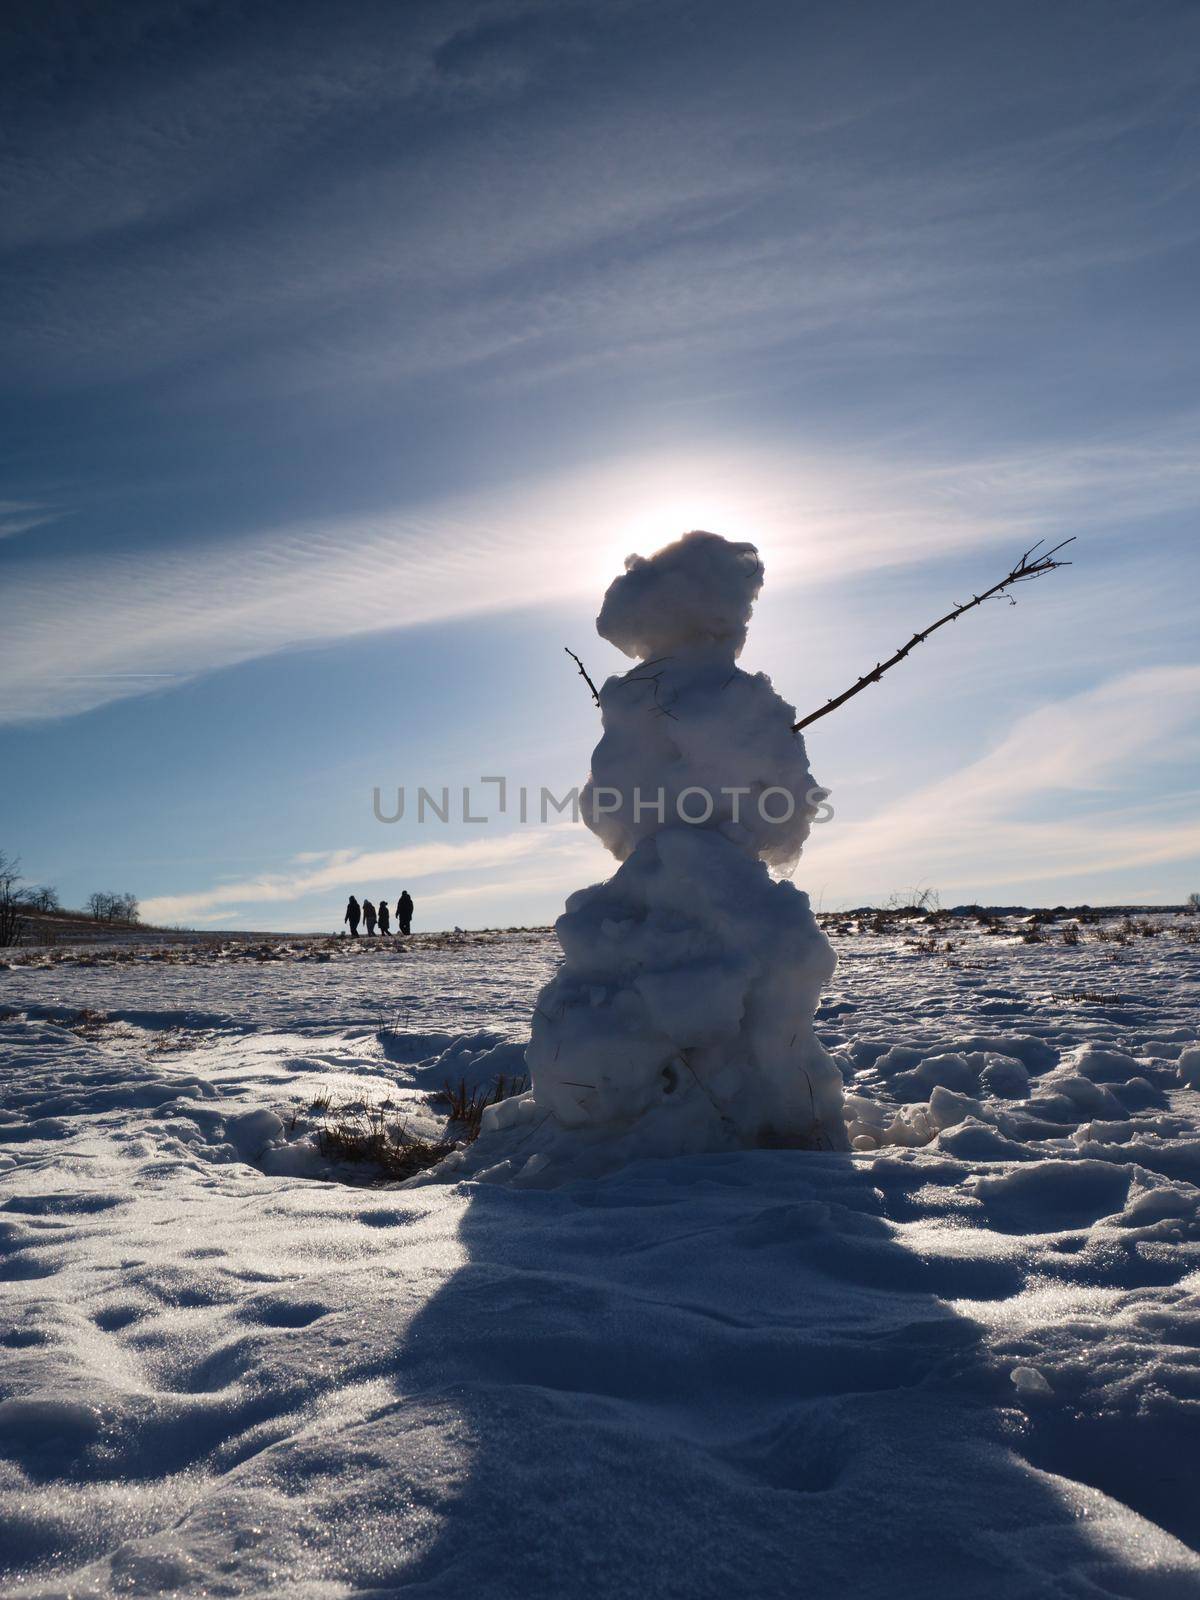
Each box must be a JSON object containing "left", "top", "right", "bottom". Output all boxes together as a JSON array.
[
  {"left": 87, "top": 892, "right": 140, "bottom": 924},
  {"left": 0, "top": 851, "right": 24, "bottom": 948},
  {"left": 884, "top": 886, "right": 940, "bottom": 915}
]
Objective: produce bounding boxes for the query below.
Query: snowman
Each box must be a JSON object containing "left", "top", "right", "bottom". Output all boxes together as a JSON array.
[{"left": 459, "top": 530, "right": 847, "bottom": 1183}]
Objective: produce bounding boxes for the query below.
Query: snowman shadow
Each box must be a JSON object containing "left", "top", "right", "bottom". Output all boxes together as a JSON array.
[{"left": 381, "top": 1147, "right": 1153, "bottom": 1598}]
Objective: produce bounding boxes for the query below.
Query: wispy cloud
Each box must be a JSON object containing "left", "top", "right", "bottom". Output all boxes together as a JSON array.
[
  {"left": 806, "top": 665, "right": 1200, "bottom": 900},
  {"left": 0, "top": 501, "right": 62, "bottom": 542},
  {"left": 4, "top": 419, "right": 1194, "bottom": 726},
  {"left": 5, "top": 2, "right": 1197, "bottom": 399},
  {"left": 0, "top": 2, "right": 547, "bottom": 257}
]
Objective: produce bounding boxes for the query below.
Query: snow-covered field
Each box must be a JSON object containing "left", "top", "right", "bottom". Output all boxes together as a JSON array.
[{"left": 2, "top": 916, "right": 1199, "bottom": 1597}]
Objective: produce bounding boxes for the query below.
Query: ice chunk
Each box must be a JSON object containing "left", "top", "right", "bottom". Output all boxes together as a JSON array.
[
  {"left": 1010, "top": 1366, "right": 1053, "bottom": 1398},
  {"left": 979, "top": 1055, "right": 1030, "bottom": 1100},
  {"left": 1070, "top": 1045, "right": 1142, "bottom": 1084},
  {"left": 0, "top": 1395, "right": 104, "bottom": 1442},
  {"left": 892, "top": 1052, "right": 980, "bottom": 1101},
  {"left": 225, "top": 1108, "right": 285, "bottom": 1159},
  {"left": 927, "top": 1085, "right": 986, "bottom": 1131}
]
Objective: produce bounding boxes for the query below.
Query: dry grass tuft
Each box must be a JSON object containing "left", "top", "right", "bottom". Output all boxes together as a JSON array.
[
  {"left": 307, "top": 1075, "right": 528, "bottom": 1184},
  {"left": 67, "top": 1007, "right": 110, "bottom": 1038},
  {"left": 433, "top": 1074, "right": 529, "bottom": 1139},
  {"left": 314, "top": 1104, "right": 456, "bottom": 1182},
  {"left": 1048, "top": 988, "right": 1124, "bottom": 1005}
]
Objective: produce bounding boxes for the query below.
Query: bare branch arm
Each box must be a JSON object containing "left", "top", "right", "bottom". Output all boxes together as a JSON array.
[
  {"left": 565, "top": 647, "right": 601, "bottom": 707},
  {"left": 792, "top": 538, "right": 1075, "bottom": 734}
]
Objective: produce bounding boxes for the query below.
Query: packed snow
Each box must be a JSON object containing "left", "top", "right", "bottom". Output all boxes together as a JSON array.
[
  {"left": 467, "top": 530, "right": 846, "bottom": 1183},
  {"left": 1, "top": 911, "right": 1199, "bottom": 1596},
  {"left": 580, "top": 531, "right": 820, "bottom": 871}
]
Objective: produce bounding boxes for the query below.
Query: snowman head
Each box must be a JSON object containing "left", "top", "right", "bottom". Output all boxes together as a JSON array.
[{"left": 597, "top": 529, "right": 764, "bottom": 661}]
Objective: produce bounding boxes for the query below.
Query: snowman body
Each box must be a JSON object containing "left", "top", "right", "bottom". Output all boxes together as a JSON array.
[{"left": 516, "top": 531, "right": 847, "bottom": 1166}]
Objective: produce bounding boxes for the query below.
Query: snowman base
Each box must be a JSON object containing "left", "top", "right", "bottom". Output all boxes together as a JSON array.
[{"left": 428, "top": 827, "right": 848, "bottom": 1188}]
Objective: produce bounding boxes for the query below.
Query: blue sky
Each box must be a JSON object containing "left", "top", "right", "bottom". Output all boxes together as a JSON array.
[{"left": 2, "top": 0, "right": 1198, "bottom": 930}]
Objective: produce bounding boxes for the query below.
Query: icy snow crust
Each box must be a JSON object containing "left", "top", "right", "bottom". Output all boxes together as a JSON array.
[
  {"left": 1, "top": 918, "right": 1200, "bottom": 1596},
  {"left": 496, "top": 529, "right": 847, "bottom": 1177}
]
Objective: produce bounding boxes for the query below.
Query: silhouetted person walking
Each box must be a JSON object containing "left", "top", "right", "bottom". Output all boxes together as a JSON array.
[
  {"left": 397, "top": 889, "right": 413, "bottom": 936},
  {"left": 377, "top": 899, "right": 391, "bottom": 935},
  {"left": 344, "top": 896, "right": 361, "bottom": 937},
  {"left": 363, "top": 898, "right": 377, "bottom": 935}
]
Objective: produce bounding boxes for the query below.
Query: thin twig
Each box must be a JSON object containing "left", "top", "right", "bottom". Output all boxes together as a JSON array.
[
  {"left": 792, "top": 538, "right": 1075, "bottom": 733},
  {"left": 564, "top": 647, "right": 601, "bottom": 706},
  {"left": 621, "top": 657, "right": 677, "bottom": 718}
]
